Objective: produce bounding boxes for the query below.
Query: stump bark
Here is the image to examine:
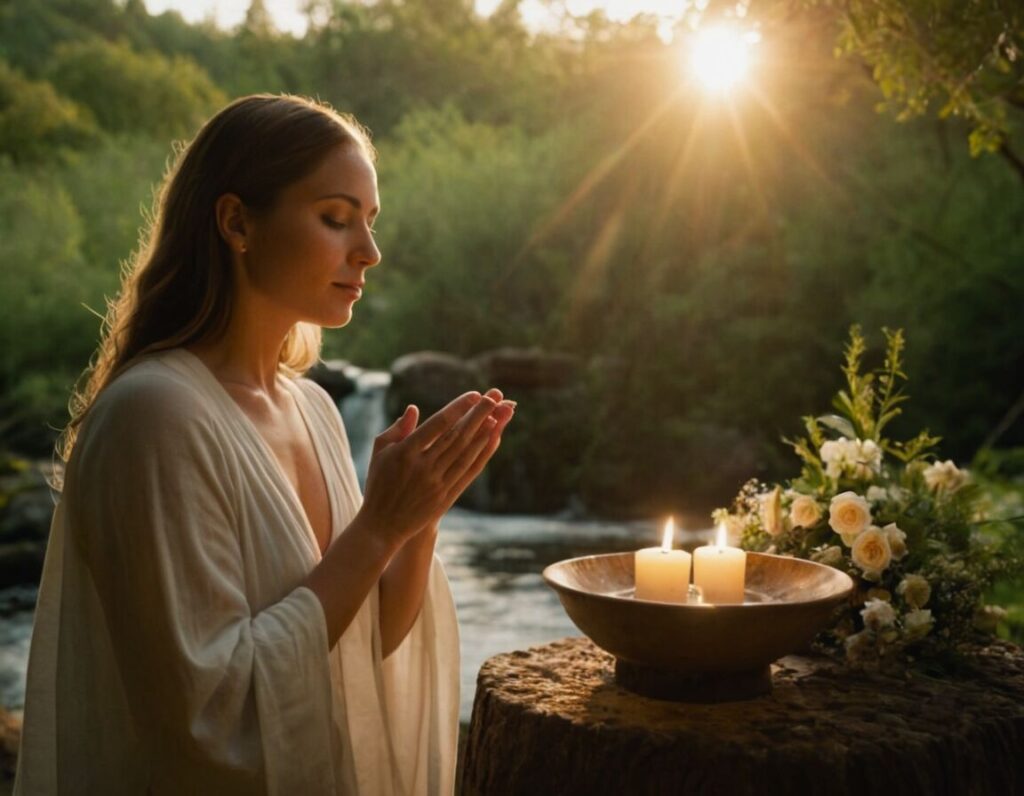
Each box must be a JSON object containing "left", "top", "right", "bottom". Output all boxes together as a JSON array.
[{"left": 461, "top": 637, "right": 1024, "bottom": 796}]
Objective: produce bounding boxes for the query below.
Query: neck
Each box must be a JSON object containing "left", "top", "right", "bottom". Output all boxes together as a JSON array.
[{"left": 187, "top": 288, "right": 297, "bottom": 395}]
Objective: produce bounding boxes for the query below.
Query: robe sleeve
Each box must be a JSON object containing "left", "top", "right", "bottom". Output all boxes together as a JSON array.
[{"left": 67, "top": 369, "right": 336, "bottom": 792}]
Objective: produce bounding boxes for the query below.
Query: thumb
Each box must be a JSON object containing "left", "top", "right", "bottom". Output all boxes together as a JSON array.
[{"left": 374, "top": 405, "right": 419, "bottom": 452}]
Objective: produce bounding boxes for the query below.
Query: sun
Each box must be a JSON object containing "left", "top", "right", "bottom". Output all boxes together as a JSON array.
[{"left": 689, "top": 26, "right": 755, "bottom": 95}]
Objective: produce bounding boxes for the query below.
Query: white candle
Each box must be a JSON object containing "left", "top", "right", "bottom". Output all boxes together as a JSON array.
[
  {"left": 635, "top": 518, "right": 692, "bottom": 603},
  {"left": 693, "top": 522, "right": 747, "bottom": 604}
]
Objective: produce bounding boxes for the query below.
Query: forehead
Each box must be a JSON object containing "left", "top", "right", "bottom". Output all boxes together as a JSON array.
[{"left": 293, "top": 145, "right": 379, "bottom": 209}]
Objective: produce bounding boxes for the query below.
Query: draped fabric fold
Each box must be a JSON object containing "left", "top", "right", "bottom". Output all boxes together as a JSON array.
[{"left": 14, "top": 348, "right": 459, "bottom": 795}]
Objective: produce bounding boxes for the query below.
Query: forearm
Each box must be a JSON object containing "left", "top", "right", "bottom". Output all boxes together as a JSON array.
[
  {"left": 379, "top": 522, "right": 439, "bottom": 658},
  {"left": 301, "top": 510, "right": 400, "bottom": 652}
]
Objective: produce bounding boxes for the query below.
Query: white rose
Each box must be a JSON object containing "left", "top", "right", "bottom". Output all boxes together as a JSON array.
[
  {"left": 789, "top": 495, "right": 822, "bottom": 528},
  {"left": 896, "top": 574, "right": 931, "bottom": 608},
  {"left": 866, "top": 485, "right": 888, "bottom": 504},
  {"left": 829, "top": 491, "right": 872, "bottom": 545},
  {"left": 811, "top": 544, "right": 844, "bottom": 568},
  {"left": 923, "top": 460, "right": 968, "bottom": 493},
  {"left": 820, "top": 439, "right": 846, "bottom": 479},
  {"left": 853, "top": 439, "right": 883, "bottom": 479},
  {"left": 851, "top": 526, "right": 892, "bottom": 576},
  {"left": 760, "top": 486, "right": 783, "bottom": 536},
  {"left": 882, "top": 522, "right": 908, "bottom": 560},
  {"left": 903, "top": 609, "right": 933, "bottom": 642},
  {"left": 860, "top": 598, "right": 896, "bottom": 631},
  {"left": 821, "top": 437, "right": 883, "bottom": 480}
]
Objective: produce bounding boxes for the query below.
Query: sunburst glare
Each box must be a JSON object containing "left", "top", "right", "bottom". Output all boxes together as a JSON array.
[{"left": 689, "top": 26, "right": 758, "bottom": 95}]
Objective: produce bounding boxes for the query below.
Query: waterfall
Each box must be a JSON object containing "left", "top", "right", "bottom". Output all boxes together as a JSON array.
[{"left": 338, "top": 369, "right": 391, "bottom": 488}]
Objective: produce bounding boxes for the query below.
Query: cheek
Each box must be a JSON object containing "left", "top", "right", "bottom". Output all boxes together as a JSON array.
[{"left": 256, "top": 220, "right": 336, "bottom": 285}]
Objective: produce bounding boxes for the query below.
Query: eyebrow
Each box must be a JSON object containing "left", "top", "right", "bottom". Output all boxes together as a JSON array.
[{"left": 318, "top": 192, "right": 380, "bottom": 217}]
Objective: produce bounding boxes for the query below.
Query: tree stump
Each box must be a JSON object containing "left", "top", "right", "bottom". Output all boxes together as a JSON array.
[{"left": 461, "top": 637, "right": 1024, "bottom": 795}]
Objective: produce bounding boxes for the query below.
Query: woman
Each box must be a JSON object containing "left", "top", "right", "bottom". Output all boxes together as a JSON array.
[{"left": 14, "top": 94, "right": 514, "bottom": 794}]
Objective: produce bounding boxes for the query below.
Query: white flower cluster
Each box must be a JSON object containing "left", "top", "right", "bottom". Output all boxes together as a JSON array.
[
  {"left": 866, "top": 484, "right": 909, "bottom": 505},
  {"left": 720, "top": 429, "right": 989, "bottom": 666},
  {"left": 922, "top": 460, "right": 969, "bottom": 493},
  {"left": 845, "top": 585, "right": 934, "bottom": 662},
  {"left": 819, "top": 437, "right": 882, "bottom": 480},
  {"left": 826, "top": 491, "right": 907, "bottom": 579}
]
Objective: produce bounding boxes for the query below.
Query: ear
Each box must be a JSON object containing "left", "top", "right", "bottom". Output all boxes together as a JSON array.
[{"left": 214, "top": 193, "right": 250, "bottom": 256}]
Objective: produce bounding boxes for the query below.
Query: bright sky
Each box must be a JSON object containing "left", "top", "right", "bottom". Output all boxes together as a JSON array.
[{"left": 143, "top": 1, "right": 692, "bottom": 39}]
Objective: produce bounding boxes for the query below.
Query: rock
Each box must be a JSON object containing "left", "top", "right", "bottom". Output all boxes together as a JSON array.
[
  {"left": 383, "top": 349, "right": 590, "bottom": 514},
  {"left": 461, "top": 637, "right": 1024, "bottom": 795},
  {"left": 0, "top": 707, "right": 21, "bottom": 781},
  {"left": 0, "top": 489, "right": 55, "bottom": 544},
  {"left": 0, "top": 460, "right": 55, "bottom": 587},
  {"left": 306, "top": 359, "right": 357, "bottom": 402},
  {"left": 0, "top": 541, "right": 45, "bottom": 590},
  {"left": 386, "top": 352, "right": 484, "bottom": 421},
  {"left": 471, "top": 348, "right": 581, "bottom": 391}
]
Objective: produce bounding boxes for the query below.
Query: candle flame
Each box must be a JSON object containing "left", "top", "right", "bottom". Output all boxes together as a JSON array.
[
  {"left": 716, "top": 521, "right": 728, "bottom": 547},
  {"left": 661, "top": 517, "right": 675, "bottom": 552}
]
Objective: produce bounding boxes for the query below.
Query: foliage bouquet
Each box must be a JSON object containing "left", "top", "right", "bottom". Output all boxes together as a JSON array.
[{"left": 715, "top": 326, "right": 1023, "bottom": 666}]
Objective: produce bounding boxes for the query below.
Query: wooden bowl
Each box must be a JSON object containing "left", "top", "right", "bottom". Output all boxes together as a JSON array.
[{"left": 542, "top": 551, "right": 854, "bottom": 701}]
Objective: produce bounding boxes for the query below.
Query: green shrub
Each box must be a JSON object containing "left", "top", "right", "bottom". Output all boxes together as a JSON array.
[{"left": 0, "top": 60, "right": 97, "bottom": 163}]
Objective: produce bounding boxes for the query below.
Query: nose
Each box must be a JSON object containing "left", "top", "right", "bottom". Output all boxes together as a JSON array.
[{"left": 353, "top": 230, "right": 382, "bottom": 270}]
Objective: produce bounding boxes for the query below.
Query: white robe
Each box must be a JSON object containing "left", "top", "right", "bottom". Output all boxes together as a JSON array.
[{"left": 14, "top": 348, "right": 460, "bottom": 794}]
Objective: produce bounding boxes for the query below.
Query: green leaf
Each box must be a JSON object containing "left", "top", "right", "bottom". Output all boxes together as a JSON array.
[{"left": 817, "top": 414, "right": 858, "bottom": 439}]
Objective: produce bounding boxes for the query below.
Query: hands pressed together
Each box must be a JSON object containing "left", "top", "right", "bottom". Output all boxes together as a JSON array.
[{"left": 358, "top": 388, "right": 515, "bottom": 547}]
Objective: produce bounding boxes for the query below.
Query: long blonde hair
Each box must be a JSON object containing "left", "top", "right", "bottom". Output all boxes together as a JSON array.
[{"left": 56, "top": 94, "right": 376, "bottom": 481}]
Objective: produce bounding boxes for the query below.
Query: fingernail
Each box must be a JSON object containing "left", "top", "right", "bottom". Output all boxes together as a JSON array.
[{"left": 500, "top": 400, "right": 517, "bottom": 409}]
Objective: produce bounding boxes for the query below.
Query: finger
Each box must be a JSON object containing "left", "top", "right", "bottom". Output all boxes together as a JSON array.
[
  {"left": 491, "top": 401, "right": 515, "bottom": 428},
  {"left": 373, "top": 405, "right": 419, "bottom": 455},
  {"left": 429, "top": 395, "right": 497, "bottom": 468},
  {"left": 443, "top": 401, "right": 514, "bottom": 487},
  {"left": 404, "top": 392, "right": 482, "bottom": 450},
  {"left": 442, "top": 415, "right": 497, "bottom": 481},
  {"left": 444, "top": 427, "right": 504, "bottom": 507}
]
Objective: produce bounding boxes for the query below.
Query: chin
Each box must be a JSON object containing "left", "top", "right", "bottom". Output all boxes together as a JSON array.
[{"left": 321, "top": 308, "right": 354, "bottom": 329}]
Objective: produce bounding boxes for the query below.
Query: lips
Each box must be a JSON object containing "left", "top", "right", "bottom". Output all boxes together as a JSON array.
[{"left": 332, "top": 283, "right": 364, "bottom": 299}]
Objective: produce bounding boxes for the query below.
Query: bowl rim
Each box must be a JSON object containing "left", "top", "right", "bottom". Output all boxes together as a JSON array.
[{"left": 542, "top": 550, "right": 854, "bottom": 609}]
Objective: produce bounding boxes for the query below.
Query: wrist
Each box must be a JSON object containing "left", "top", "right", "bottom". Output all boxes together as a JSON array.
[{"left": 349, "top": 508, "right": 404, "bottom": 563}]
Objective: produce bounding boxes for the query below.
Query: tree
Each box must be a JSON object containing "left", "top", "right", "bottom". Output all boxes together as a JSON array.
[
  {"left": 0, "top": 60, "right": 97, "bottom": 162},
  {"left": 801, "top": 0, "right": 1024, "bottom": 181},
  {"left": 46, "top": 37, "right": 225, "bottom": 138}
]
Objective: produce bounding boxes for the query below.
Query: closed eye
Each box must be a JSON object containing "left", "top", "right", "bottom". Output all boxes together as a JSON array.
[{"left": 324, "top": 215, "right": 377, "bottom": 235}]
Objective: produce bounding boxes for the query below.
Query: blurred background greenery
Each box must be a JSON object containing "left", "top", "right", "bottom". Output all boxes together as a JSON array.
[{"left": 0, "top": 0, "right": 1021, "bottom": 521}]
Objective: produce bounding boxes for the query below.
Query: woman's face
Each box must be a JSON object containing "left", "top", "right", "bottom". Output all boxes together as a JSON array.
[{"left": 242, "top": 144, "right": 382, "bottom": 329}]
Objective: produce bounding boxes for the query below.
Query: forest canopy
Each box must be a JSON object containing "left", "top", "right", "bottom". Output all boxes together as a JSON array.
[{"left": 0, "top": 0, "right": 1021, "bottom": 514}]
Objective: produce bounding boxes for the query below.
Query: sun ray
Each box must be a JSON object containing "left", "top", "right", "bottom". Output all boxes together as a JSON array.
[
  {"left": 725, "top": 99, "right": 770, "bottom": 220},
  {"left": 494, "top": 87, "right": 686, "bottom": 291},
  {"left": 746, "top": 84, "right": 838, "bottom": 191}
]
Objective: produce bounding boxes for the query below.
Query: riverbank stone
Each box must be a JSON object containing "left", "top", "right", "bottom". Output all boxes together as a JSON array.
[{"left": 386, "top": 351, "right": 484, "bottom": 421}]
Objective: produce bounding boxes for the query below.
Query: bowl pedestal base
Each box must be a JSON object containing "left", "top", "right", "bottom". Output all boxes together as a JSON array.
[{"left": 614, "top": 658, "right": 772, "bottom": 702}]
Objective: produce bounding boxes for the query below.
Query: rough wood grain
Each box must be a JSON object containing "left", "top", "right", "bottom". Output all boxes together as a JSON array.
[{"left": 461, "top": 637, "right": 1024, "bottom": 796}]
